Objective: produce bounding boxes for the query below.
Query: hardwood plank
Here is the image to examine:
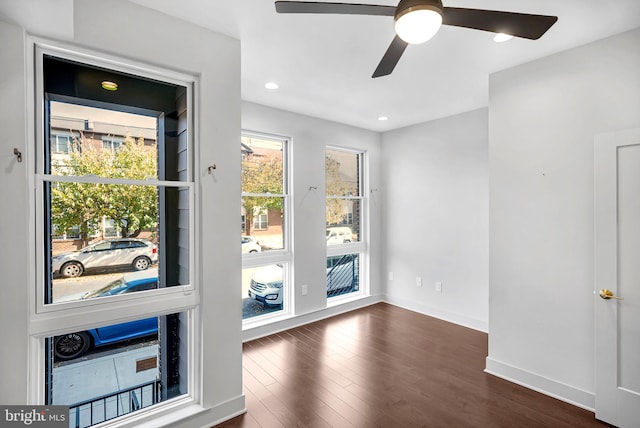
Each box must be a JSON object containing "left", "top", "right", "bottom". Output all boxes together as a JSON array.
[{"left": 216, "top": 303, "right": 608, "bottom": 428}]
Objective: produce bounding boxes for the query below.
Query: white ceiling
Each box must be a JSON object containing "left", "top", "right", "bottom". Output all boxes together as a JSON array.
[{"left": 130, "top": 0, "right": 640, "bottom": 132}]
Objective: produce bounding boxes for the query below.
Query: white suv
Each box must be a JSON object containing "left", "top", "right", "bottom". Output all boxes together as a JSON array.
[
  {"left": 52, "top": 238, "right": 158, "bottom": 278},
  {"left": 248, "top": 255, "right": 359, "bottom": 307},
  {"left": 326, "top": 227, "right": 353, "bottom": 244},
  {"left": 248, "top": 264, "right": 283, "bottom": 306}
]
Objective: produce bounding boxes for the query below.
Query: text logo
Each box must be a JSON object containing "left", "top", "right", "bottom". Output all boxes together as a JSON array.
[{"left": 1, "top": 406, "right": 67, "bottom": 427}]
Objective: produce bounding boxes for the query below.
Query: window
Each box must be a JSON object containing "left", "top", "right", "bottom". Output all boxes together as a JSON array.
[
  {"left": 241, "top": 135, "right": 286, "bottom": 249},
  {"left": 102, "top": 136, "right": 125, "bottom": 151},
  {"left": 33, "top": 49, "right": 197, "bottom": 426},
  {"left": 102, "top": 218, "right": 120, "bottom": 238},
  {"left": 326, "top": 147, "right": 366, "bottom": 300},
  {"left": 241, "top": 133, "right": 290, "bottom": 321},
  {"left": 50, "top": 133, "right": 75, "bottom": 154},
  {"left": 253, "top": 211, "right": 268, "bottom": 230},
  {"left": 46, "top": 311, "right": 186, "bottom": 428}
]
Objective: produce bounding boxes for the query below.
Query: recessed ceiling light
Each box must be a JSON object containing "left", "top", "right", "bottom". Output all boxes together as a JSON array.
[
  {"left": 265, "top": 82, "right": 279, "bottom": 90},
  {"left": 493, "top": 33, "right": 514, "bottom": 43},
  {"left": 378, "top": 116, "right": 388, "bottom": 121},
  {"left": 101, "top": 81, "right": 118, "bottom": 91}
]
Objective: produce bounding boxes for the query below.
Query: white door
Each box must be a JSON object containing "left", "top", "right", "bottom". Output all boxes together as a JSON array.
[{"left": 594, "top": 128, "right": 640, "bottom": 427}]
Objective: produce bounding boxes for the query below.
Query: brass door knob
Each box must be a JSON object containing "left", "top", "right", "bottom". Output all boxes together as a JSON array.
[{"left": 599, "top": 289, "right": 624, "bottom": 300}]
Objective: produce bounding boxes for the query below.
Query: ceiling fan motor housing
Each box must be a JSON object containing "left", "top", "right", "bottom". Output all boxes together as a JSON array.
[{"left": 395, "top": 0, "right": 444, "bottom": 22}]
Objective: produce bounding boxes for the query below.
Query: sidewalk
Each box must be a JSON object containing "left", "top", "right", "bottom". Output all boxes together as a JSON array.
[{"left": 52, "top": 344, "right": 159, "bottom": 406}]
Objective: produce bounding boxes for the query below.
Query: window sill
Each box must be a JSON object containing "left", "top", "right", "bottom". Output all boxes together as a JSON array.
[
  {"left": 242, "top": 308, "right": 294, "bottom": 331},
  {"left": 327, "top": 291, "right": 367, "bottom": 308},
  {"left": 108, "top": 397, "right": 206, "bottom": 428}
]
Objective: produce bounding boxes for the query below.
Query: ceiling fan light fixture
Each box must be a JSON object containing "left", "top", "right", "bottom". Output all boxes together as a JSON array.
[{"left": 394, "top": 3, "right": 443, "bottom": 44}]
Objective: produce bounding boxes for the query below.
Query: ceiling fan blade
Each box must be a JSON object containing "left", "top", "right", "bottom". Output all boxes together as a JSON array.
[
  {"left": 372, "top": 35, "right": 408, "bottom": 78},
  {"left": 275, "top": 1, "right": 396, "bottom": 16},
  {"left": 442, "top": 8, "right": 558, "bottom": 40}
]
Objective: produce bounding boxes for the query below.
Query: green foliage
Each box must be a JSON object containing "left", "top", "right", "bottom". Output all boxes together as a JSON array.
[
  {"left": 325, "top": 155, "right": 356, "bottom": 226},
  {"left": 51, "top": 135, "right": 158, "bottom": 244},
  {"left": 241, "top": 153, "right": 283, "bottom": 236}
]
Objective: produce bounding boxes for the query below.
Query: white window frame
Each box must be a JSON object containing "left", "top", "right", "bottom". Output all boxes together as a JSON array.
[
  {"left": 325, "top": 146, "right": 368, "bottom": 304},
  {"left": 27, "top": 38, "right": 202, "bottom": 420},
  {"left": 241, "top": 131, "right": 292, "bottom": 326}
]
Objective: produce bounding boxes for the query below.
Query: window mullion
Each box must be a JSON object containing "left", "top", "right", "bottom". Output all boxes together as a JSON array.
[
  {"left": 242, "top": 192, "right": 286, "bottom": 198},
  {"left": 41, "top": 174, "right": 191, "bottom": 188}
]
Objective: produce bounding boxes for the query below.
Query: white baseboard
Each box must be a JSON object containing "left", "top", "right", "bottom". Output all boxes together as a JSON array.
[
  {"left": 383, "top": 294, "right": 488, "bottom": 332},
  {"left": 485, "top": 357, "right": 595, "bottom": 411}
]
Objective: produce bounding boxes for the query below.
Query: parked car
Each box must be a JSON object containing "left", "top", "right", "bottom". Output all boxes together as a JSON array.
[
  {"left": 53, "top": 270, "right": 159, "bottom": 360},
  {"left": 248, "top": 264, "right": 283, "bottom": 306},
  {"left": 326, "top": 227, "right": 353, "bottom": 244},
  {"left": 248, "top": 255, "right": 358, "bottom": 307},
  {"left": 242, "top": 236, "right": 261, "bottom": 253},
  {"left": 52, "top": 238, "right": 158, "bottom": 278}
]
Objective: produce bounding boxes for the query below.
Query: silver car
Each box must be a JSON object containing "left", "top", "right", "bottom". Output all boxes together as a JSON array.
[{"left": 52, "top": 238, "right": 158, "bottom": 278}]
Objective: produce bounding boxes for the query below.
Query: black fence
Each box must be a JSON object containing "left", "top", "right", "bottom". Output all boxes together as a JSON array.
[
  {"left": 68, "top": 380, "right": 160, "bottom": 428},
  {"left": 326, "top": 254, "right": 359, "bottom": 298}
]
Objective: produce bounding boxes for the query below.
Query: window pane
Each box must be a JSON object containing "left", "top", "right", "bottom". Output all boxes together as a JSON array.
[
  {"left": 47, "top": 183, "right": 190, "bottom": 303},
  {"left": 241, "top": 196, "right": 284, "bottom": 251},
  {"left": 47, "top": 312, "right": 188, "bottom": 427},
  {"left": 326, "top": 149, "right": 360, "bottom": 197},
  {"left": 326, "top": 254, "right": 360, "bottom": 298},
  {"left": 51, "top": 134, "right": 74, "bottom": 154},
  {"left": 243, "top": 264, "right": 285, "bottom": 319},
  {"left": 241, "top": 136, "right": 284, "bottom": 194},
  {"left": 49, "top": 102, "right": 158, "bottom": 179},
  {"left": 326, "top": 199, "right": 361, "bottom": 244}
]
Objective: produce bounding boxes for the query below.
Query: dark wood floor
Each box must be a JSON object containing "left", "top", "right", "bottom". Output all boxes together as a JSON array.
[{"left": 217, "top": 303, "right": 607, "bottom": 428}]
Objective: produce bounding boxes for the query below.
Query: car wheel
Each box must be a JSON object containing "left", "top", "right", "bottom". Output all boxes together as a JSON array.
[
  {"left": 249, "top": 250, "right": 257, "bottom": 253},
  {"left": 54, "top": 332, "right": 91, "bottom": 360},
  {"left": 61, "top": 261, "right": 84, "bottom": 278},
  {"left": 132, "top": 256, "right": 151, "bottom": 271}
]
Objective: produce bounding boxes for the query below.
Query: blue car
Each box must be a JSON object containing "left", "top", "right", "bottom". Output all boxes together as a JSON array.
[{"left": 54, "top": 271, "right": 159, "bottom": 360}]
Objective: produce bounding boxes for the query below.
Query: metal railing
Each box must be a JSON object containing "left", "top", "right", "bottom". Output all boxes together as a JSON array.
[
  {"left": 68, "top": 380, "right": 160, "bottom": 428},
  {"left": 326, "top": 254, "right": 359, "bottom": 298}
]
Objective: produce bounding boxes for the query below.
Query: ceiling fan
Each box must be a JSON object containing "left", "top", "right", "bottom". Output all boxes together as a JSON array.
[{"left": 275, "top": 0, "right": 558, "bottom": 77}]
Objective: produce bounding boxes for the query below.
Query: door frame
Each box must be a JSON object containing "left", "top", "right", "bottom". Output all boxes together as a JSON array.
[{"left": 594, "top": 127, "right": 640, "bottom": 426}]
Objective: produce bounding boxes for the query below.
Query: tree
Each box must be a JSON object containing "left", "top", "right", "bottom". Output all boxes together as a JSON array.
[
  {"left": 51, "top": 135, "right": 158, "bottom": 246},
  {"left": 325, "top": 155, "right": 356, "bottom": 226},
  {"left": 241, "top": 153, "right": 283, "bottom": 236}
]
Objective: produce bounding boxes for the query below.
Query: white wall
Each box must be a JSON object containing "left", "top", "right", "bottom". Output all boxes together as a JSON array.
[
  {"left": 381, "top": 109, "right": 489, "bottom": 331},
  {"left": 0, "top": 18, "right": 30, "bottom": 407},
  {"left": 0, "top": 0, "right": 243, "bottom": 426},
  {"left": 487, "top": 27, "right": 640, "bottom": 409},
  {"left": 241, "top": 101, "right": 383, "bottom": 340}
]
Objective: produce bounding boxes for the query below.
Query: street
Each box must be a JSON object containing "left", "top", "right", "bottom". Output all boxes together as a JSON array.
[{"left": 52, "top": 272, "right": 125, "bottom": 302}]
